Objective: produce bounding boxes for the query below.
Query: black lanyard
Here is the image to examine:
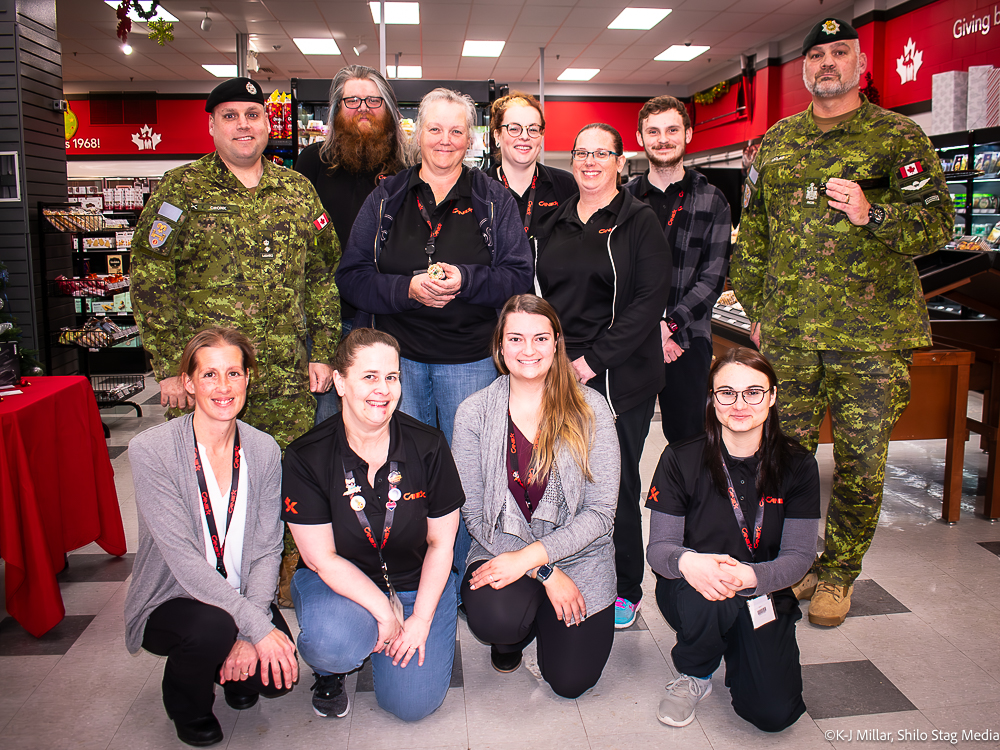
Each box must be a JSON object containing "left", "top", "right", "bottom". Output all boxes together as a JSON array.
[
  {"left": 719, "top": 458, "right": 765, "bottom": 560},
  {"left": 343, "top": 460, "right": 402, "bottom": 591},
  {"left": 499, "top": 166, "right": 538, "bottom": 235},
  {"left": 507, "top": 413, "right": 537, "bottom": 515},
  {"left": 415, "top": 195, "right": 456, "bottom": 267},
  {"left": 193, "top": 424, "right": 241, "bottom": 579}
]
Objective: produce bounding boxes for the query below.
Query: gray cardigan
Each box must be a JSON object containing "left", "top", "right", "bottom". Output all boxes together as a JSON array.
[
  {"left": 124, "top": 414, "right": 283, "bottom": 654},
  {"left": 452, "top": 376, "right": 621, "bottom": 613}
]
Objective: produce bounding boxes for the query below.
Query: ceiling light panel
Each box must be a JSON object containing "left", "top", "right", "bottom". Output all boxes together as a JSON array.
[
  {"left": 293, "top": 38, "right": 342, "bottom": 55},
  {"left": 462, "top": 40, "right": 505, "bottom": 57},
  {"left": 387, "top": 65, "right": 423, "bottom": 78},
  {"left": 558, "top": 68, "right": 600, "bottom": 81},
  {"left": 608, "top": 8, "right": 672, "bottom": 30},
  {"left": 103, "top": 1, "right": 178, "bottom": 23},
  {"left": 202, "top": 64, "right": 238, "bottom": 77},
  {"left": 370, "top": 2, "right": 420, "bottom": 24},
  {"left": 655, "top": 45, "right": 710, "bottom": 61}
]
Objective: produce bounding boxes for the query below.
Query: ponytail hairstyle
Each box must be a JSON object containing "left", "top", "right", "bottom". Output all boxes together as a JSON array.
[
  {"left": 704, "top": 346, "right": 804, "bottom": 499},
  {"left": 491, "top": 294, "right": 595, "bottom": 482}
]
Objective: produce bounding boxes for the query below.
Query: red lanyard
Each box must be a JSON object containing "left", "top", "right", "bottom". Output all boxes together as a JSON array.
[
  {"left": 507, "top": 412, "right": 537, "bottom": 514},
  {"left": 719, "top": 458, "right": 765, "bottom": 560},
  {"left": 499, "top": 166, "right": 538, "bottom": 235},
  {"left": 193, "top": 424, "right": 241, "bottom": 579},
  {"left": 415, "top": 195, "right": 456, "bottom": 265},
  {"left": 343, "top": 460, "right": 402, "bottom": 591}
]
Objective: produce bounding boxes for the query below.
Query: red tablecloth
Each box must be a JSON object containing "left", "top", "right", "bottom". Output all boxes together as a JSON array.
[{"left": 0, "top": 376, "right": 126, "bottom": 636}]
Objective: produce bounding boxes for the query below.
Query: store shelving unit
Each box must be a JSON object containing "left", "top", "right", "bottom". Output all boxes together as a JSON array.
[{"left": 931, "top": 126, "right": 1000, "bottom": 245}]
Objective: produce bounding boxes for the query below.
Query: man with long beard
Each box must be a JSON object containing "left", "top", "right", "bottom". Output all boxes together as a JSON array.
[
  {"left": 733, "top": 18, "right": 953, "bottom": 627},
  {"left": 295, "top": 65, "right": 407, "bottom": 426},
  {"left": 625, "top": 96, "right": 732, "bottom": 444}
]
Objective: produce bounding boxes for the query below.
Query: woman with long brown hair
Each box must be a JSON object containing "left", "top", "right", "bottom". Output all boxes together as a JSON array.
[{"left": 452, "top": 294, "right": 620, "bottom": 698}]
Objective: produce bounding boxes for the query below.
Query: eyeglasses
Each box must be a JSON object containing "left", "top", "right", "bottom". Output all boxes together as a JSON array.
[
  {"left": 712, "top": 387, "right": 771, "bottom": 406},
  {"left": 342, "top": 96, "right": 384, "bottom": 110},
  {"left": 570, "top": 149, "right": 620, "bottom": 162},
  {"left": 500, "top": 123, "right": 542, "bottom": 138}
]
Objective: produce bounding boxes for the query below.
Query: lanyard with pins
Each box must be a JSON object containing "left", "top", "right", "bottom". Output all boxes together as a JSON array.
[
  {"left": 342, "top": 459, "right": 403, "bottom": 592},
  {"left": 193, "top": 424, "right": 241, "bottom": 579},
  {"left": 415, "top": 196, "right": 456, "bottom": 268},
  {"left": 506, "top": 412, "right": 537, "bottom": 516}
]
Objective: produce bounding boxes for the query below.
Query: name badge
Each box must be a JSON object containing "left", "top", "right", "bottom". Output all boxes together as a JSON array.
[{"left": 748, "top": 593, "right": 777, "bottom": 629}]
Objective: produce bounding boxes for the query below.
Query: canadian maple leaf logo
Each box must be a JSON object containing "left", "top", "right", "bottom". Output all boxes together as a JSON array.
[
  {"left": 131, "top": 124, "right": 162, "bottom": 151},
  {"left": 896, "top": 38, "right": 923, "bottom": 85}
]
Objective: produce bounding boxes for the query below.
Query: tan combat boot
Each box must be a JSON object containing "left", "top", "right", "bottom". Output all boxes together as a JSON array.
[
  {"left": 808, "top": 581, "right": 854, "bottom": 627},
  {"left": 792, "top": 571, "right": 819, "bottom": 600}
]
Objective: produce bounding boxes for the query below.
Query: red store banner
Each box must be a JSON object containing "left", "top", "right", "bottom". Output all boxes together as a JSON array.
[{"left": 65, "top": 98, "right": 215, "bottom": 158}]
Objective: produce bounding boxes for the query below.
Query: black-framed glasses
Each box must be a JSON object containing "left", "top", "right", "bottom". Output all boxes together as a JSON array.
[
  {"left": 712, "top": 387, "right": 771, "bottom": 406},
  {"left": 500, "top": 123, "right": 542, "bottom": 138},
  {"left": 342, "top": 96, "right": 384, "bottom": 110},
  {"left": 570, "top": 149, "right": 619, "bottom": 162}
]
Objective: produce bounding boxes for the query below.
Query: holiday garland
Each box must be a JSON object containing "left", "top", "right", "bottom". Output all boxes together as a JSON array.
[
  {"left": 115, "top": 1, "right": 174, "bottom": 47},
  {"left": 693, "top": 80, "right": 729, "bottom": 106}
]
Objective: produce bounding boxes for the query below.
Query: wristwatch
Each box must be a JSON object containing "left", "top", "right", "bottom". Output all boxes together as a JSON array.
[
  {"left": 664, "top": 318, "right": 679, "bottom": 334},
  {"left": 865, "top": 204, "right": 886, "bottom": 228},
  {"left": 535, "top": 564, "right": 554, "bottom": 583}
]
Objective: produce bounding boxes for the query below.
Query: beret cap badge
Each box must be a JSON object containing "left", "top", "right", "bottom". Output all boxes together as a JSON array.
[{"left": 822, "top": 19, "right": 840, "bottom": 35}]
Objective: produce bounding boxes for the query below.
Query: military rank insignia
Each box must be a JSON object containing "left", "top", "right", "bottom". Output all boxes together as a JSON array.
[
  {"left": 806, "top": 182, "right": 819, "bottom": 206},
  {"left": 148, "top": 220, "right": 172, "bottom": 248}
]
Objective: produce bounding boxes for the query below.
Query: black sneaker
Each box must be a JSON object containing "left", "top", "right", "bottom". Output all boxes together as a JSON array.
[
  {"left": 310, "top": 672, "right": 349, "bottom": 718},
  {"left": 490, "top": 645, "right": 523, "bottom": 673}
]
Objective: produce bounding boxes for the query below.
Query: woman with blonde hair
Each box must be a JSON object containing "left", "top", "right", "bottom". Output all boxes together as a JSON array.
[{"left": 453, "top": 294, "right": 620, "bottom": 698}]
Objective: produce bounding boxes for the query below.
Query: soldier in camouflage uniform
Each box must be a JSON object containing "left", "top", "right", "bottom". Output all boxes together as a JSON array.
[
  {"left": 131, "top": 77, "right": 341, "bottom": 604},
  {"left": 732, "top": 19, "right": 953, "bottom": 626}
]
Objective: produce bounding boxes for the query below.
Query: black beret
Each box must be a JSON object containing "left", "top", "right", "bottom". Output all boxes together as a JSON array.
[
  {"left": 205, "top": 77, "right": 266, "bottom": 113},
  {"left": 802, "top": 18, "right": 859, "bottom": 55}
]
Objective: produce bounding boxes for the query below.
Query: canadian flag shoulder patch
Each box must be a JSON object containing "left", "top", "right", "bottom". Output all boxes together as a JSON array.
[
  {"left": 898, "top": 161, "right": 924, "bottom": 179},
  {"left": 313, "top": 213, "right": 330, "bottom": 231}
]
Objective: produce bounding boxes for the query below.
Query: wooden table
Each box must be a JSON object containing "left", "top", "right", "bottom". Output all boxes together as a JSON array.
[
  {"left": 712, "top": 332, "right": 974, "bottom": 523},
  {"left": 0, "top": 376, "right": 126, "bottom": 636}
]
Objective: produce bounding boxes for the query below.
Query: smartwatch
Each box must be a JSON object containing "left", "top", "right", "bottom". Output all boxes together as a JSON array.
[
  {"left": 865, "top": 204, "right": 886, "bottom": 228},
  {"left": 535, "top": 564, "right": 554, "bottom": 583}
]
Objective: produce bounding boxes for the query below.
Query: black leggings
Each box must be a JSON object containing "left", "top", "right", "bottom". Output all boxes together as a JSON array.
[
  {"left": 142, "top": 598, "right": 292, "bottom": 721},
  {"left": 462, "top": 561, "right": 614, "bottom": 699}
]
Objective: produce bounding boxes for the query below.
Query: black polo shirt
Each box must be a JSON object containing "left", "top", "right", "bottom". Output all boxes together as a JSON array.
[
  {"left": 281, "top": 411, "right": 465, "bottom": 592},
  {"left": 294, "top": 142, "right": 392, "bottom": 323},
  {"left": 536, "top": 190, "right": 625, "bottom": 363},
  {"left": 630, "top": 169, "right": 692, "bottom": 253},
  {"left": 376, "top": 166, "right": 495, "bottom": 364},
  {"left": 645, "top": 434, "right": 820, "bottom": 564},
  {"left": 486, "top": 162, "right": 578, "bottom": 238}
]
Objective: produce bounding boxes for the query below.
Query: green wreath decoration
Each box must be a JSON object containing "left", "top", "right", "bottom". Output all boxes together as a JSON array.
[{"left": 693, "top": 81, "right": 729, "bottom": 106}]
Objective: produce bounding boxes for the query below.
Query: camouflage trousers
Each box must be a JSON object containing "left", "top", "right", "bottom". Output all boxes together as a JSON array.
[{"left": 762, "top": 346, "right": 912, "bottom": 586}]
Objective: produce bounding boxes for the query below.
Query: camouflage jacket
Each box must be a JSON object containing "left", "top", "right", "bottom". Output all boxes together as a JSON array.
[
  {"left": 131, "top": 153, "right": 341, "bottom": 398},
  {"left": 733, "top": 96, "right": 953, "bottom": 352}
]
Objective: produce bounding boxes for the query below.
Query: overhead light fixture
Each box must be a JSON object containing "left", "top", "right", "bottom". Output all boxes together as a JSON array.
[
  {"left": 387, "top": 65, "right": 422, "bottom": 78},
  {"left": 608, "top": 8, "right": 672, "bottom": 30},
  {"left": 655, "top": 45, "right": 710, "bottom": 61},
  {"left": 558, "top": 68, "right": 600, "bottom": 81},
  {"left": 122, "top": 43, "right": 133, "bottom": 55},
  {"left": 202, "top": 64, "right": 238, "bottom": 77},
  {"left": 462, "top": 40, "right": 505, "bottom": 57},
  {"left": 354, "top": 42, "right": 369, "bottom": 56},
  {"left": 200, "top": 8, "right": 212, "bottom": 32},
  {"left": 103, "top": 1, "right": 178, "bottom": 23},
  {"left": 293, "top": 38, "right": 342, "bottom": 55},
  {"left": 369, "top": 2, "right": 420, "bottom": 24}
]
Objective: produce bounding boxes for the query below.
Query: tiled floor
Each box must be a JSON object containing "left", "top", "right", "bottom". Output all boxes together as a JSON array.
[{"left": 2, "top": 379, "right": 999, "bottom": 749}]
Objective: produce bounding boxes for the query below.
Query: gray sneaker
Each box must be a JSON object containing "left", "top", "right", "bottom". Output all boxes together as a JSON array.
[
  {"left": 311, "top": 673, "right": 349, "bottom": 718},
  {"left": 657, "top": 674, "right": 712, "bottom": 727}
]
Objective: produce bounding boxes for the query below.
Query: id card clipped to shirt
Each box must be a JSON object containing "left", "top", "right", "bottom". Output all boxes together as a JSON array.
[{"left": 748, "top": 593, "right": 776, "bottom": 629}]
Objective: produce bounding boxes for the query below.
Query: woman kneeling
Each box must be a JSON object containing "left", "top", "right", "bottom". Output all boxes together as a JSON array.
[
  {"left": 646, "top": 346, "right": 820, "bottom": 732},
  {"left": 454, "top": 294, "right": 620, "bottom": 699},
  {"left": 125, "top": 328, "right": 297, "bottom": 748},
  {"left": 281, "top": 328, "right": 464, "bottom": 721}
]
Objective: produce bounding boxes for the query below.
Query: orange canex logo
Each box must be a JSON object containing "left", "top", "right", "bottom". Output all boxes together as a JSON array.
[
  {"left": 284, "top": 497, "right": 298, "bottom": 514},
  {"left": 404, "top": 491, "right": 426, "bottom": 500}
]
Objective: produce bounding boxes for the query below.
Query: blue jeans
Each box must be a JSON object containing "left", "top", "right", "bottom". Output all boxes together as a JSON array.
[
  {"left": 291, "top": 568, "right": 457, "bottom": 722},
  {"left": 313, "top": 318, "right": 353, "bottom": 426},
  {"left": 396, "top": 354, "right": 497, "bottom": 597}
]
